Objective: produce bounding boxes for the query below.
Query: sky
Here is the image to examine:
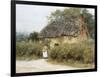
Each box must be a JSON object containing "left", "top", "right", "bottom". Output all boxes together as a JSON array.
[{"left": 16, "top": 4, "right": 94, "bottom": 34}]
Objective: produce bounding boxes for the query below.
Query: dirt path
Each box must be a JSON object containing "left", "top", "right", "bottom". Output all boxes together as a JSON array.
[{"left": 16, "top": 59, "right": 86, "bottom": 73}]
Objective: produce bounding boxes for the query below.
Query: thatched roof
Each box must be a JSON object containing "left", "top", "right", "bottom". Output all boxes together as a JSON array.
[{"left": 40, "top": 16, "right": 80, "bottom": 38}]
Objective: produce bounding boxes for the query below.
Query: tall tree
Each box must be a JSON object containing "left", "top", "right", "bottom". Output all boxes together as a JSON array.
[
  {"left": 16, "top": 32, "right": 28, "bottom": 42},
  {"left": 81, "top": 9, "right": 95, "bottom": 38},
  {"left": 46, "top": 8, "right": 94, "bottom": 38},
  {"left": 28, "top": 32, "right": 39, "bottom": 41}
]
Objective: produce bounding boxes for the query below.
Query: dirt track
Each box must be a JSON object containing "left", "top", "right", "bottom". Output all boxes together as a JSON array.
[{"left": 16, "top": 59, "right": 89, "bottom": 73}]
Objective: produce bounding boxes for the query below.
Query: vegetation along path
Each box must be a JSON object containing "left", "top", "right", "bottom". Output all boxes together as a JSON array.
[{"left": 16, "top": 59, "right": 90, "bottom": 73}]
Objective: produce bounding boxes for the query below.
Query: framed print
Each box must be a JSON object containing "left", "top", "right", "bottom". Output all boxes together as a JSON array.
[{"left": 11, "top": 0, "right": 97, "bottom": 76}]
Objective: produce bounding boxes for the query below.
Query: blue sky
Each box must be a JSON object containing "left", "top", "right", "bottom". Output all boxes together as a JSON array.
[{"left": 16, "top": 4, "right": 94, "bottom": 33}]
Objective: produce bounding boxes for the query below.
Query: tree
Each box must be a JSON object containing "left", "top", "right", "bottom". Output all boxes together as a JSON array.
[
  {"left": 16, "top": 32, "right": 28, "bottom": 42},
  {"left": 81, "top": 9, "right": 95, "bottom": 38},
  {"left": 28, "top": 32, "right": 39, "bottom": 41},
  {"left": 46, "top": 8, "right": 95, "bottom": 38}
]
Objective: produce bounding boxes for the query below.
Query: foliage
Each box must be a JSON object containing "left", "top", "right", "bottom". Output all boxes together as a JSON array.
[
  {"left": 81, "top": 9, "right": 95, "bottom": 38},
  {"left": 44, "top": 8, "right": 95, "bottom": 38},
  {"left": 16, "top": 41, "right": 44, "bottom": 58},
  {"left": 47, "top": 8, "right": 81, "bottom": 23},
  {"left": 16, "top": 32, "right": 28, "bottom": 42},
  {"left": 28, "top": 32, "right": 39, "bottom": 41},
  {"left": 49, "top": 40, "right": 94, "bottom": 64}
]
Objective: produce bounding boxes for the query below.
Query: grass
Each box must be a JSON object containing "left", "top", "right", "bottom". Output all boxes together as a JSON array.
[{"left": 47, "top": 59, "right": 94, "bottom": 68}]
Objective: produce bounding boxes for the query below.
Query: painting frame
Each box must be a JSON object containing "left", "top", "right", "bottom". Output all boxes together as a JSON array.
[{"left": 11, "top": 0, "right": 97, "bottom": 76}]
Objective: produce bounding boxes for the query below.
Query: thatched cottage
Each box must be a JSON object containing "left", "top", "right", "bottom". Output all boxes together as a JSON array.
[{"left": 39, "top": 16, "right": 89, "bottom": 48}]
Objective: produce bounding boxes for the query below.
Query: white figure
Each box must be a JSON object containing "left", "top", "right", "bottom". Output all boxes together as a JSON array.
[{"left": 42, "top": 46, "right": 48, "bottom": 58}]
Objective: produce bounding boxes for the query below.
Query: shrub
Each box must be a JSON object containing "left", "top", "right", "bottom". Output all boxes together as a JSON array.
[
  {"left": 49, "top": 39, "right": 94, "bottom": 64},
  {"left": 16, "top": 41, "right": 44, "bottom": 58},
  {"left": 83, "top": 47, "right": 94, "bottom": 63}
]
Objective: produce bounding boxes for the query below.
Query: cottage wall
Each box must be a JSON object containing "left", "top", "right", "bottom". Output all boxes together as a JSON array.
[
  {"left": 63, "top": 36, "right": 79, "bottom": 43},
  {"left": 46, "top": 36, "right": 79, "bottom": 48}
]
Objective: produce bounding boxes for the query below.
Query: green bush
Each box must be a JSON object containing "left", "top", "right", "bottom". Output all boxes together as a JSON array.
[
  {"left": 16, "top": 41, "right": 44, "bottom": 58},
  {"left": 49, "top": 40, "right": 95, "bottom": 64},
  {"left": 83, "top": 48, "right": 94, "bottom": 63}
]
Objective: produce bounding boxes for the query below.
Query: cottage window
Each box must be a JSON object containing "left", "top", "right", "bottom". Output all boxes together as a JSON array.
[{"left": 54, "top": 43, "right": 59, "bottom": 46}]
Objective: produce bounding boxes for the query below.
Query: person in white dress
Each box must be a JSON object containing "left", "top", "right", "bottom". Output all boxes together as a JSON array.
[{"left": 42, "top": 46, "right": 48, "bottom": 58}]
